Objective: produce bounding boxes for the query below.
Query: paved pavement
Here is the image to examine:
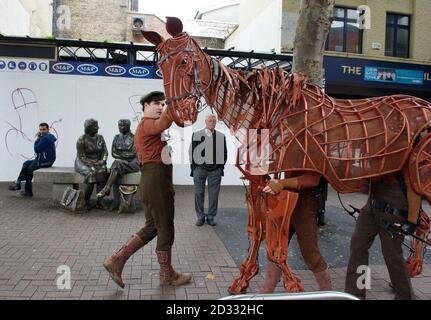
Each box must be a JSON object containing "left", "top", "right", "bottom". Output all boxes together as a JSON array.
[{"left": 0, "top": 183, "right": 430, "bottom": 300}]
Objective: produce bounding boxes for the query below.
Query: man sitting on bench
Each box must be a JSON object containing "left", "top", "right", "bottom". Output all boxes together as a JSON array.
[{"left": 8, "top": 122, "right": 57, "bottom": 197}]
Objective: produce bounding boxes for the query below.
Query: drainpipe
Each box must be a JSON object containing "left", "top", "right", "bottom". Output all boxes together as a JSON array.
[{"left": 51, "top": 0, "right": 57, "bottom": 37}]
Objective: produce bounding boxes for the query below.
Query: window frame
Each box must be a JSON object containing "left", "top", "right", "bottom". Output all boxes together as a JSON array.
[
  {"left": 385, "top": 12, "right": 410, "bottom": 58},
  {"left": 326, "top": 6, "right": 364, "bottom": 54}
]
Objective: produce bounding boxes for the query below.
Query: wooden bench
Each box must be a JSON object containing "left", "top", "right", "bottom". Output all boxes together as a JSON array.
[{"left": 33, "top": 167, "right": 141, "bottom": 210}]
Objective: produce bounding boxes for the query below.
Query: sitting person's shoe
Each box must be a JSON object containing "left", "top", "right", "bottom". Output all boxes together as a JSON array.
[
  {"left": 96, "top": 186, "right": 110, "bottom": 199},
  {"left": 8, "top": 182, "right": 21, "bottom": 191},
  {"left": 195, "top": 217, "right": 205, "bottom": 226},
  {"left": 20, "top": 191, "right": 33, "bottom": 197},
  {"left": 207, "top": 217, "right": 216, "bottom": 226}
]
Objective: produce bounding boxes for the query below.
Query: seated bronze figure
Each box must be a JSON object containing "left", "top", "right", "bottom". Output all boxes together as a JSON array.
[
  {"left": 75, "top": 118, "right": 108, "bottom": 210},
  {"left": 97, "top": 119, "right": 139, "bottom": 211}
]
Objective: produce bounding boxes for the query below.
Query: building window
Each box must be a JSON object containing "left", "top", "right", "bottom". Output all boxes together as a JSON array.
[
  {"left": 385, "top": 13, "right": 410, "bottom": 58},
  {"left": 326, "top": 7, "right": 363, "bottom": 53}
]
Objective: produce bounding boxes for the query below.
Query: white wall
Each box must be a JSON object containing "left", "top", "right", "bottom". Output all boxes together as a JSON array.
[
  {"left": 0, "top": 0, "right": 52, "bottom": 37},
  {"left": 0, "top": 68, "right": 244, "bottom": 185},
  {"left": 0, "top": 0, "right": 30, "bottom": 36},
  {"left": 199, "top": 5, "right": 239, "bottom": 23},
  {"left": 226, "top": 0, "right": 282, "bottom": 52},
  {"left": 19, "top": 0, "right": 53, "bottom": 37}
]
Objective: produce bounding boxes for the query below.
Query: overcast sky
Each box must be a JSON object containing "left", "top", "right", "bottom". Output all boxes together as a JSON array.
[{"left": 139, "top": 0, "right": 232, "bottom": 20}]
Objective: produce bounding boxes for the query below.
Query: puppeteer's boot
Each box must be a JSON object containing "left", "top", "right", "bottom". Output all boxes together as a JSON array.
[
  {"left": 156, "top": 249, "right": 192, "bottom": 286},
  {"left": 259, "top": 261, "right": 283, "bottom": 293},
  {"left": 103, "top": 234, "right": 144, "bottom": 288},
  {"left": 314, "top": 267, "right": 333, "bottom": 291}
]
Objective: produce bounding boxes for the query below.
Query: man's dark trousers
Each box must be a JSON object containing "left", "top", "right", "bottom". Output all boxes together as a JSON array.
[
  {"left": 193, "top": 166, "right": 222, "bottom": 221},
  {"left": 345, "top": 202, "right": 415, "bottom": 300},
  {"left": 17, "top": 159, "right": 46, "bottom": 194}
]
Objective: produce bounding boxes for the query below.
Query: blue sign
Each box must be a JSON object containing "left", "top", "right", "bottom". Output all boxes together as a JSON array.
[
  {"left": 18, "top": 61, "right": 27, "bottom": 70},
  {"left": 364, "top": 67, "right": 423, "bottom": 85},
  {"left": 48, "top": 61, "right": 157, "bottom": 79},
  {"left": 51, "top": 62, "right": 75, "bottom": 74},
  {"left": 39, "top": 62, "right": 48, "bottom": 72},
  {"left": 76, "top": 63, "right": 99, "bottom": 75},
  {"left": 8, "top": 61, "right": 16, "bottom": 70},
  {"left": 103, "top": 64, "right": 153, "bottom": 79},
  {"left": 29, "top": 62, "right": 37, "bottom": 71},
  {"left": 0, "top": 60, "right": 5, "bottom": 70},
  {"left": 105, "top": 65, "right": 127, "bottom": 76},
  {"left": 323, "top": 56, "right": 431, "bottom": 95},
  {"left": 128, "top": 66, "right": 150, "bottom": 78},
  {"left": 155, "top": 67, "right": 163, "bottom": 79}
]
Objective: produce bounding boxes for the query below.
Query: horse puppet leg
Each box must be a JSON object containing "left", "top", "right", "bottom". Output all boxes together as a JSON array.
[
  {"left": 407, "top": 210, "right": 431, "bottom": 277},
  {"left": 228, "top": 178, "right": 266, "bottom": 294},
  {"left": 404, "top": 137, "right": 431, "bottom": 276},
  {"left": 265, "top": 190, "right": 304, "bottom": 292}
]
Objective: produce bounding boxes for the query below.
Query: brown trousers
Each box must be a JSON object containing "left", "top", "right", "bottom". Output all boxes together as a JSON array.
[
  {"left": 288, "top": 190, "right": 327, "bottom": 273},
  {"left": 345, "top": 202, "right": 415, "bottom": 300},
  {"left": 136, "top": 163, "right": 175, "bottom": 251}
]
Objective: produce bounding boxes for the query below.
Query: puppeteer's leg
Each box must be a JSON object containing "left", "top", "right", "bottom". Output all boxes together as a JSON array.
[
  {"left": 228, "top": 177, "right": 266, "bottom": 294},
  {"left": 265, "top": 190, "right": 303, "bottom": 292}
]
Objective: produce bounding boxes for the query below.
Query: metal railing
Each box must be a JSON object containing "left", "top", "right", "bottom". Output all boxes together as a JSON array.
[{"left": 0, "top": 36, "right": 293, "bottom": 72}]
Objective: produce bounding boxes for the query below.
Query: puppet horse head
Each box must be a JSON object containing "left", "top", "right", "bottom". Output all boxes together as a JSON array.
[{"left": 142, "top": 17, "right": 209, "bottom": 127}]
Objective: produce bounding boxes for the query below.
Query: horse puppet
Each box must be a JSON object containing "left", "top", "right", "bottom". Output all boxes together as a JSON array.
[{"left": 142, "top": 17, "right": 431, "bottom": 293}]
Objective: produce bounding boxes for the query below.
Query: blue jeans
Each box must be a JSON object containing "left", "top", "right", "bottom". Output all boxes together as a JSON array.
[{"left": 17, "top": 159, "right": 52, "bottom": 194}]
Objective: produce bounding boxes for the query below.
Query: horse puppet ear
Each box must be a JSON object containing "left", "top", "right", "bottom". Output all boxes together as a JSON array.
[
  {"left": 166, "top": 16, "right": 183, "bottom": 37},
  {"left": 141, "top": 31, "right": 165, "bottom": 46}
]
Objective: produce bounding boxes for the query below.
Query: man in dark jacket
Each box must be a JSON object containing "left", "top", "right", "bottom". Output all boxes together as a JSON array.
[
  {"left": 189, "top": 114, "right": 227, "bottom": 226},
  {"left": 8, "top": 122, "right": 56, "bottom": 197}
]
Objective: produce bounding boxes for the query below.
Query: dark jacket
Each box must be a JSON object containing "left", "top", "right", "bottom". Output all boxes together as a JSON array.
[
  {"left": 34, "top": 133, "right": 57, "bottom": 166},
  {"left": 189, "top": 129, "right": 227, "bottom": 176}
]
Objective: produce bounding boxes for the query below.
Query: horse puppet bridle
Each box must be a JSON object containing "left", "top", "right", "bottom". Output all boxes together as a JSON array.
[{"left": 157, "top": 36, "right": 213, "bottom": 125}]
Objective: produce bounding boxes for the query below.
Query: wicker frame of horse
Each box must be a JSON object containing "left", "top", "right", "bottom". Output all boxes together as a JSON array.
[{"left": 143, "top": 17, "right": 431, "bottom": 294}]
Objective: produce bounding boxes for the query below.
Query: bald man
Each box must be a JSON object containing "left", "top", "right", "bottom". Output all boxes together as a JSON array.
[{"left": 189, "top": 114, "right": 227, "bottom": 226}]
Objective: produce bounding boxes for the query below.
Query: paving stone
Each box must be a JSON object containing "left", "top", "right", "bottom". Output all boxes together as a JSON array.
[{"left": 0, "top": 183, "right": 429, "bottom": 300}]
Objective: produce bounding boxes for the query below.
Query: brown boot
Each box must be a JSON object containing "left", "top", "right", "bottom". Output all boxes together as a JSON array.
[
  {"left": 103, "top": 234, "right": 144, "bottom": 288},
  {"left": 314, "top": 267, "right": 332, "bottom": 291},
  {"left": 156, "top": 249, "right": 192, "bottom": 286},
  {"left": 259, "top": 261, "right": 283, "bottom": 294}
]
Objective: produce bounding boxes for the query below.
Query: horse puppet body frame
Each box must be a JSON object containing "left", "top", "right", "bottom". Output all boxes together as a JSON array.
[{"left": 143, "top": 17, "right": 431, "bottom": 293}]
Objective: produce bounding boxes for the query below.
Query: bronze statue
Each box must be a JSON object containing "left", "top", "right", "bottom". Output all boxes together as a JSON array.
[
  {"left": 97, "top": 119, "right": 139, "bottom": 211},
  {"left": 75, "top": 118, "right": 108, "bottom": 210}
]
